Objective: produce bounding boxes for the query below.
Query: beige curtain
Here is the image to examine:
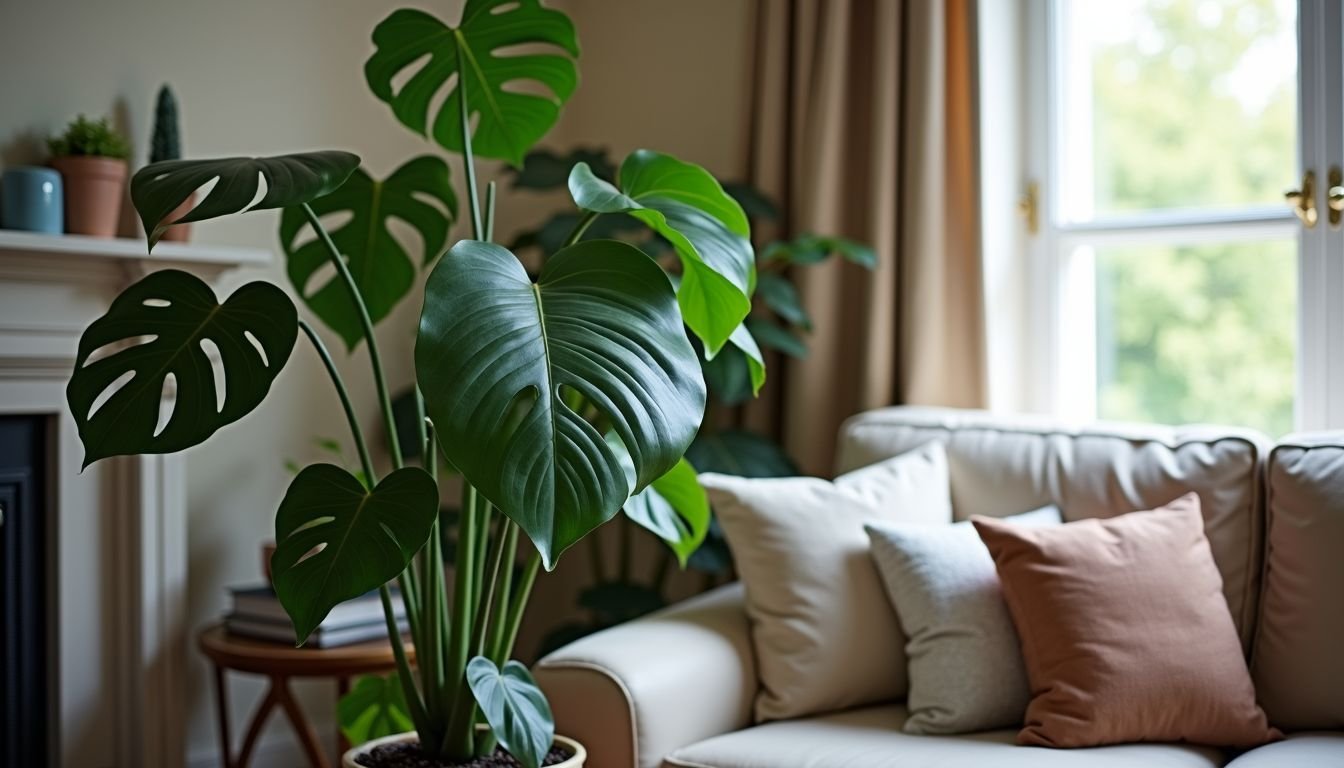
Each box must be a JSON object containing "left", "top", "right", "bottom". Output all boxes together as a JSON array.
[{"left": 741, "top": 0, "right": 987, "bottom": 475}]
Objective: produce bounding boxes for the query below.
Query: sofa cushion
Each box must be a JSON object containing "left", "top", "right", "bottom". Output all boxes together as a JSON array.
[
  {"left": 661, "top": 704, "right": 1227, "bottom": 768},
  {"left": 975, "top": 495, "right": 1277, "bottom": 748},
  {"left": 1251, "top": 436, "right": 1344, "bottom": 729},
  {"left": 865, "top": 505, "right": 1061, "bottom": 734},
  {"left": 1223, "top": 733, "right": 1344, "bottom": 767},
  {"left": 700, "top": 443, "right": 952, "bottom": 721},
  {"left": 837, "top": 406, "right": 1269, "bottom": 650}
]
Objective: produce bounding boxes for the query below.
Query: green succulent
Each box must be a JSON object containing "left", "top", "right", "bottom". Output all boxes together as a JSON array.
[{"left": 48, "top": 115, "right": 131, "bottom": 160}]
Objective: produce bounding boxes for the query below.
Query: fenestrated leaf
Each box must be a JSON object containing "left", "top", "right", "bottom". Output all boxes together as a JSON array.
[
  {"left": 763, "top": 234, "right": 877, "bottom": 269},
  {"left": 756, "top": 272, "right": 811, "bottom": 329},
  {"left": 511, "top": 146, "right": 614, "bottom": 189},
  {"left": 466, "top": 657, "right": 555, "bottom": 768},
  {"left": 416, "top": 240, "right": 705, "bottom": 569},
  {"left": 279, "top": 156, "right": 456, "bottom": 350},
  {"left": 67, "top": 269, "right": 297, "bottom": 468},
  {"left": 365, "top": 1, "right": 580, "bottom": 166},
  {"left": 130, "top": 151, "right": 360, "bottom": 249},
  {"left": 622, "top": 457, "right": 710, "bottom": 567},
  {"left": 746, "top": 316, "right": 807, "bottom": 359},
  {"left": 271, "top": 464, "right": 438, "bottom": 642},
  {"left": 568, "top": 151, "right": 754, "bottom": 355},
  {"left": 338, "top": 674, "right": 413, "bottom": 746}
]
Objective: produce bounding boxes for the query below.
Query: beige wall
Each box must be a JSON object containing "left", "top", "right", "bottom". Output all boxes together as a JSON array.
[{"left": 0, "top": 0, "right": 754, "bottom": 764}]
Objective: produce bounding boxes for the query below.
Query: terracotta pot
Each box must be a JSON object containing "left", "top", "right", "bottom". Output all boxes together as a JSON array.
[
  {"left": 342, "top": 731, "right": 586, "bottom": 768},
  {"left": 159, "top": 191, "right": 196, "bottom": 242},
  {"left": 49, "top": 156, "right": 127, "bottom": 237}
]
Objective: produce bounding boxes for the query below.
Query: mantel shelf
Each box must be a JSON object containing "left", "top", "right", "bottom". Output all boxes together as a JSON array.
[{"left": 0, "top": 229, "right": 270, "bottom": 269}]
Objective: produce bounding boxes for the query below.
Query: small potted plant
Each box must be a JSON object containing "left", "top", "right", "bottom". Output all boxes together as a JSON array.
[
  {"left": 48, "top": 115, "right": 130, "bottom": 237},
  {"left": 149, "top": 85, "right": 194, "bottom": 242},
  {"left": 64, "top": 1, "right": 757, "bottom": 766}
]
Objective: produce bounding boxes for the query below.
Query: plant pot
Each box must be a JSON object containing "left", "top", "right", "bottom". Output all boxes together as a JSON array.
[
  {"left": 342, "top": 731, "right": 586, "bottom": 768},
  {"left": 159, "top": 191, "right": 196, "bottom": 242},
  {"left": 49, "top": 156, "right": 127, "bottom": 237}
]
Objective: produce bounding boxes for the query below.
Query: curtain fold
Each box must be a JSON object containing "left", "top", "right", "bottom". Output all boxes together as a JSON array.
[{"left": 742, "top": 0, "right": 987, "bottom": 475}]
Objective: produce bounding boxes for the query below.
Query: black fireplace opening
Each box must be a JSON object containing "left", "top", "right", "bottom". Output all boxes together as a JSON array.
[{"left": 1, "top": 415, "right": 51, "bottom": 766}]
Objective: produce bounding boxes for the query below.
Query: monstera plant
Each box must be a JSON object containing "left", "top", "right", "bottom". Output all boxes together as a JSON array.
[{"left": 65, "top": 2, "right": 754, "bottom": 767}]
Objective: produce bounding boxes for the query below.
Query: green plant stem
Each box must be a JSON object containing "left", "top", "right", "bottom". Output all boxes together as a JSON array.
[
  {"left": 417, "top": 424, "right": 444, "bottom": 723},
  {"left": 471, "top": 516, "right": 510, "bottom": 656},
  {"left": 297, "top": 319, "right": 375, "bottom": 483},
  {"left": 483, "top": 180, "right": 496, "bottom": 242},
  {"left": 442, "top": 483, "right": 482, "bottom": 756},
  {"left": 381, "top": 585, "right": 431, "bottom": 734},
  {"left": 459, "top": 78, "right": 483, "bottom": 240},
  {"left": 562, "top": 210, "right": 599, "bottom": 249},
  {"left": 485, "top": 520, "right": 519, "bottom": 659},
  {"left": 301, "top": 203, "right": 404, "bottom": 470},
  {"left": 495, "top": 552, "right": 541, "bottom": 665}
]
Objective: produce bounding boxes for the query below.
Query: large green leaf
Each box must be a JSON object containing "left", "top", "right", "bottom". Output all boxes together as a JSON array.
[
  {"left": 569, "top": 150, "right": 754, "bottom": 355},
  {"left": 67, "top": 269, "right": 297, "bottom": 468},
  {"left": 416, "top": 239, "right": 705, "bottom": 569},
  {"left": 746, "top": 316, "right": 807, "bottom": 359},
  {"left": 130, "top": 151, "right": 360, "bottom": 249},
  {"left": 699, "top": 324, "right": 766, "bottom": 406},
  {"left": 756, "top": 272, "right": 812, "bottom": 329},
  {"left": 466, "top": 657, "right": 554, "bottom": 768},
  {"left": 279, "top": 156, "right": 457, "bottom": 350},
  {"left": 365, "top": 1, "right": 580, "bottom": 166},
  {"left": 622, "top": 457, "right": 710, "bottom": 567},
  {"left": 338, "top": 674, "right": 413, "bottom": 746},
  {"left": 271, "top": 464, "right": 439, "bottom": 642}
]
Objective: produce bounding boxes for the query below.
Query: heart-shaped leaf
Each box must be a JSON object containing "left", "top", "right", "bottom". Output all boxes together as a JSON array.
[
  {"left": 67, "top": 269, "right": 297, "bottom": 468},
  {"left": 130, "top": 151, "right": 360, "bottom": 249},
  {"left": 416, "top": 239, "right": 705, "bottom": 569},
  {"left": 569, "top": 151, "right": 754, "bottom": 355},
  {"left": 623, "top": 457, "right": 710, "bottom": 567},
  {"left": 466, "top": 657, "right": 554, "bottom": 768},
  {"left": 278, "top": 156, "right": 457, "bottom": 349},
  {"left": 365, "top": 1, "right": 580, "bottom": 166},
  {"left": 271, "top": 464, "right": 439, "bottom": 642},
  {"left": 338, "top": 674, "right": 413, "bottom": 746}
]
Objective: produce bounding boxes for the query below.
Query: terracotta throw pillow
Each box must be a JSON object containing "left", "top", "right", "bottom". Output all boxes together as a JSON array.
[{"left": 972, "top": 494, "right": 1279, "bottom": 749}]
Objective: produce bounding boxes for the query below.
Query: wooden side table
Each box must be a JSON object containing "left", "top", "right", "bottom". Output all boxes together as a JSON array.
[{"left": 198, "top": 624, "right": 415, "bottom": 768}]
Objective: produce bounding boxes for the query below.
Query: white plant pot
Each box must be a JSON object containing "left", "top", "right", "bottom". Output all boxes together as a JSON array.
[{"left": 342, "top": 731, "right": 587, "bottom": 768}]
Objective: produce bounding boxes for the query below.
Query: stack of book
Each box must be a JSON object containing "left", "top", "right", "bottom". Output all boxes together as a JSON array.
[{"left": 225, "top": 586, "right": 406, "bottom": 648}]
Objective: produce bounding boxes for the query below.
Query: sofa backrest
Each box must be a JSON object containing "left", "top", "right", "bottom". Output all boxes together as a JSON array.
[
  {"left": 1251, "top": 435, "right": 1344, "bottom": 729},
  {"left": 836, "top": 406, "right": 1270, "bottom": 652}
]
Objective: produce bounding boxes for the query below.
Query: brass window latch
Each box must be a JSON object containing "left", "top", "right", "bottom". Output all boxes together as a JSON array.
[
  {"left": 1328, "top": 166, "right": 1343, "bottom": 228},
  {"left": 1286, "top": 170, "right": 1317, "bottom": 228},
  {"left": 1018, "top": 181, "right": 1040, "bottom": 236}
]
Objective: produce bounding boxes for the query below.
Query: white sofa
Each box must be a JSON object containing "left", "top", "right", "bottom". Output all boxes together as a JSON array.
[{"left": 535, "top": 407, "right": 1344, "bottom": 767}]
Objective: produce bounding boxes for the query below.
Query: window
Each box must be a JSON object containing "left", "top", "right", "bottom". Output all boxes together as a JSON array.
[{"left": 1004, "top": 0, "right": 1344, "bottom": 435}]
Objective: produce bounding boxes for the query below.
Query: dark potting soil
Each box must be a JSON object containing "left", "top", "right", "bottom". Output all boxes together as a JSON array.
[{"left": 354, "top": 743, "right": 572, "bottom": 768}]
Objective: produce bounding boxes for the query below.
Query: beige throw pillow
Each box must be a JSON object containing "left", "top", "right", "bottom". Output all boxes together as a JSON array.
[{"left": 700, "top": 441, "right": 952, "bottom": 721}]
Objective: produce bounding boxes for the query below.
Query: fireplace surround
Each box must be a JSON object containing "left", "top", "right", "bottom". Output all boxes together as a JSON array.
[{"left": 0, "top": 230, "right": 267, "bottom": 768}]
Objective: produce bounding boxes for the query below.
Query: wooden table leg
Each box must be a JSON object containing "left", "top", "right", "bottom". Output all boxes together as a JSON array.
[
  {"left": 337, "top": 676, "right": 351, "bottom": 754},
  {"left": 276, "top": 676, "right": 332, "bottom": 768},
  {"left": 212, "top": 664, "right": 234, "bottom": 768},
  {"left": 235, "top": 683, "right": 281, "bottom": 768}
]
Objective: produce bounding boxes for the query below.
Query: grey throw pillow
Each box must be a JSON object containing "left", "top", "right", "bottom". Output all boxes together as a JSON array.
[{"left": 865, "top": 505, "right": 1061, "bottom": 734}]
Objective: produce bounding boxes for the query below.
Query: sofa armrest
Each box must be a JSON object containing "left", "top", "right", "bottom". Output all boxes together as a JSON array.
[{"left": 535, "top": 583, "right": 756, "bottom": 768}]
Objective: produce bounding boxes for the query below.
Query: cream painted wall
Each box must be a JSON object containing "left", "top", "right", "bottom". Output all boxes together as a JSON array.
[{"left": 0, "top": 0, "right": 754, "bottom": 764}]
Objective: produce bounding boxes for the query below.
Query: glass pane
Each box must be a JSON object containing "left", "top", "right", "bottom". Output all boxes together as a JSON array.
[
  {"left": 1094, "top": 239, "right": 1296, "bottom": 436},
  {"left": 1058, "top": 0, "right": 1297, "bottom": 220}
]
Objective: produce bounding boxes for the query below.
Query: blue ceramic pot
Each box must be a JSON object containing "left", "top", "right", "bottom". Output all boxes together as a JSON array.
[{"left": 1, "top": 166, "right": 64, "bottom": 234}]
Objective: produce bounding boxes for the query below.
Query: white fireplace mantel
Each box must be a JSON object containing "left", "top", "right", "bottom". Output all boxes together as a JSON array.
[{"left": 0, "top": 231, "right": 269, "bottom": 768}]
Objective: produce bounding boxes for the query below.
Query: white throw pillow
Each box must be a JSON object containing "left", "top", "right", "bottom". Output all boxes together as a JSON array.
[
  {"left": 700, "top": 441, "right": 952, "bottom": 722},
  {"left": 865, "top": 505, "right": 1062, "bottom": 734}
]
